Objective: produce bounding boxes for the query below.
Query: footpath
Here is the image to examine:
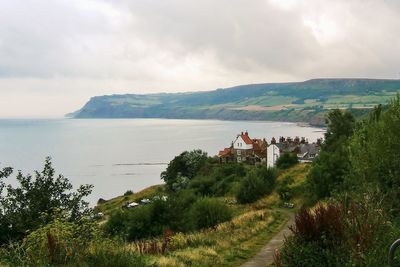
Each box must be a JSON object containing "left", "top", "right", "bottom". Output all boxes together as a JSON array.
[{"left": 240, "top": 213, "right": 295, "bottom": 267}]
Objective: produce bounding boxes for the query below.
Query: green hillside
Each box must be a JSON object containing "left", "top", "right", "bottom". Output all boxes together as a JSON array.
[{"left": 71, "top": 78, "right": 400, "bottom": 126}]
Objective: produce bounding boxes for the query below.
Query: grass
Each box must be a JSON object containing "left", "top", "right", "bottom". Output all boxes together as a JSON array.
[
  {"left": 93, "top": 164, "right": 310, "bottom": 266},
  {"left": 150, "top": 209, "right": 287, "bottom": 267},
  {"left": 94, "top": 184, "right": 165, "bottom": 217}
]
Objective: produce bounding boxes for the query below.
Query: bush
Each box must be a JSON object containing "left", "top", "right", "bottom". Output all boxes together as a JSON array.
[
  {"left": 236, "top": 166, "right": 276, "bottom": 204},
  {"left": 0, "top": 157, "right": 93, "bottom": 244},
  {"left": 0, "top": 215, "right": 150, "bottom": 267},
  {"left": 124, "top": 190, "right": 134, "bottom": 196},
  {"left": 277, "top": 195, "right": 400, "bottom": 267},
  {"left": 187, "top": 162, "right": 246, "bottom": 197},
  {"left": 190, "top": 198, "right": 232, "bottom": 230},
  {"left": 276, "top": 153, "right": 298, "bottom": 169},
  {"left": 105, "top": 199, "right": 170, "bottom": 241},
  {"left": 236, "top": 172, "right": 266, "bottom": 204},
  {"left": 21, "top": 216, "right": 100, "bottom": 265},
  {"left": 104, "top": 209, "right": 128, "bottom": 237},
  {"left": 277, "top": 175, "right": 294, "bottom": 201},
  {"left": 161, "top": 149, "right": 208, "bottom": 191}
]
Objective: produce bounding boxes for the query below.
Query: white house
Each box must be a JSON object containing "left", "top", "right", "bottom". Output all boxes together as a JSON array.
[
  {"left": 233, "top": 132, "right": 253, "bottom": 150},
  {"left": 232, "top": 131, "right": 254, "bottom": 163},
  {"left": 267, "top": 144, "right": 280, "bottom": 167}
]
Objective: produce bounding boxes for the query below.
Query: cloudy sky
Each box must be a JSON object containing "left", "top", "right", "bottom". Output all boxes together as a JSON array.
[{"left": 0, "top": 0, "right": 400, "bottom": 117}]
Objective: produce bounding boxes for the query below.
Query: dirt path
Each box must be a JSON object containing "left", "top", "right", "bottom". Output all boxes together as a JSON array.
[{"left": 240, "top": 213, "right": 295, "bottom": 267}]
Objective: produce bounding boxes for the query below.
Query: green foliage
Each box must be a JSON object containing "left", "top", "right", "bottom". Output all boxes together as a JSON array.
[
  {"left": 307, "top": 109, "right": 355, "bottom": 200},
  {"left": 0, "top": 216, "right": 149, "bottom": 267},
  {"left": 189, "top": 198, "right": 232, "bottom": 230},
  {"left": 124, "top": 190, "right": 133, "bottom": 196},
  {"left": 277, "top": 176, "right": 294, "bottom": 201},
  {"left": 0, "top": 157, "right": 93, "bottom": 244},
  {"left": 161, "top": 149, "right": 208, "bottom": 191},
  {"left": 323, "top": 109, "right": 356, "bottom": 150},
  {"left": 83, "top": 241, "right": 148, "bottom": 267},
  {"left": 236, "top": 166, "right": 277, "bottom": 204},
  {"left": 105, "top": 199, "right": 169, "bottom": 241},
  {"left": 276, "top": 153, "right": 298, "bottom": 169},
  {"left": 21, "top": 216, "right": 100, "bottom": 265},
  {"left": 278, "top": 195, "right": 400, "bottom": 267},
  {"left": 105, "top": 189, "right": 233, "bottom": 240},
  {"left": 347, "top": 95, "right": 400, "bottom": 209},
  {"left": 188, "top": 162, "right": 246, "bottom": 197}
]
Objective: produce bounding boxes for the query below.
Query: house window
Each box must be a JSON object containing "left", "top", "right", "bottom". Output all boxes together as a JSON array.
[
  {"left": 237, "top": 157, "right": 241, "bottom": 162},
  {"left": 237, "top": 150, "right": 241, "bottom": 155}
]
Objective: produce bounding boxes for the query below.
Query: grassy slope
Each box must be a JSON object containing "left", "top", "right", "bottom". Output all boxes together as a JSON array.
[
  {"left": 96, "top": 164, "right": 310, "bottom": 267},
  {"left": 94, "top": 185, "right": 164, "bottom": 218},
  {"left": 73, "top": 79, "right": 400, "bottom": 126}
]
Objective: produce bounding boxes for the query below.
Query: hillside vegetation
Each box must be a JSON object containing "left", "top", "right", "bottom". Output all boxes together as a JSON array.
[
  {"left": 95, "top": 164, "right": 310, "bottom": 267},
  {"left": 0, "top": 146, "right": 310, "bottom": 267},
  {"left": 2, "top": 95, "right": 400, "bottom": 266},
  {"left": 71, "top": 78, "right": 400, "bottom": 126},
  {"left": 276, "top": 95, "right": 400, "bottom": 266}
]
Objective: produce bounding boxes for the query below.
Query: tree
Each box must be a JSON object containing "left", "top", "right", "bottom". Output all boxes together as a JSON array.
[
  {"left": 236, "top": 166, "right": 277, "bottom": 204},
  {"left": 307, "top": 109, "right": 355, "bottom": 200},
  {"left": 323, "top": 109, "right": 355, "bottom": 151},
  {"left": 277, "top": 175, "right": 294, "bottom": 201},
  {"left": 190, "top": 198, "right": 232, "bottom": 230},
  {"left": 348, "top": 95, "right": 400, "bottom": 208},
  {"left": 0, "top": 157, "right": 93, "bottom": 244},
  {"left": 161, "top": 149, "right": 208, "bottom": 191},
  {"left": 276, "top": 153, "right": 298, "bottom": 169}
]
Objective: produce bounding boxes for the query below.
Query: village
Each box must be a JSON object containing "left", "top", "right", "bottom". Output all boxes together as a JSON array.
[{"left": 218, "top": 131, "right": 322, "bottom": 167}]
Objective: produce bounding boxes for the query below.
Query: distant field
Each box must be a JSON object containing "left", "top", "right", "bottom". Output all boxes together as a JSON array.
[{"left": 72, "top": 78, "right": 400, "bottom": 126}]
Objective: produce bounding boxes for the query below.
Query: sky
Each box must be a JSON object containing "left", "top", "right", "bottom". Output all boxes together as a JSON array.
[{"left": 0, "top": 0, "right": 400, "bottom": 118}]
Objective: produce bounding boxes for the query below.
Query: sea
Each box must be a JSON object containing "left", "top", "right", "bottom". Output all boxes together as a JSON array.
[{"left": 0, "top": 118, "right": 325, "bottom": 205}]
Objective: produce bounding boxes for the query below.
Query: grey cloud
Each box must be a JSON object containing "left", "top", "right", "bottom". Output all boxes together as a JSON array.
[{"left": 0, "top": 0, "right": 400, "bottom": 117}]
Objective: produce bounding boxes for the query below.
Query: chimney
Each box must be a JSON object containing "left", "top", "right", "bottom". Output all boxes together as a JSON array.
[
  {"left": 294, "top": 136, "right": 300, "bottom": 144},
  {"left": 271, "top": 137, "right": 276, "bottom": 144},
  {"left": 245, "top": 131, "right": 248, "bottom": 136}
]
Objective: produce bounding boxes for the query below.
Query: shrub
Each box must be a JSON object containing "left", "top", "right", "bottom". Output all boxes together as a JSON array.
[
  {"left": 236, "top": 166, "right": 276, "bottom": 204},
  {"left": 161, "top": 149, "right": 208, "bottom": 191},
  {"left": 0, "top": 157, "right": 93, "bottom": 244},
  {"left": 277, "top": 195, "right": 400, "bottom": 267},
  {"left": 21, "top": 216, "right": 100, "bottom": 265},
  {"left": 276, "top": 153, "right": 298, "bottom": 169},
  {"left": 190, "top": 198, "right": 232, "bottom": 230},
  {"left": 277, "top": 176, "right": 294, "bottom": 201},
  {"left": 188, "top": 175, "right": 216, "bottom": 196},
  {"left": 97, "top": 198, "right": 107, "bottom": 204},
  {"left": 124, "top": 190, "right": 134, "bottom": 196},
  {"left": 105, "top": 199, "right": 170, "bottom": 241},
  {"left": 104, "top": 209, "right": 128, "bottom": 236},
  {"left": 236, "top": 172, "right": 266, "bottom": 204},
  {"left": 125, "top": 200, "right": 169, "bottom": 241}
]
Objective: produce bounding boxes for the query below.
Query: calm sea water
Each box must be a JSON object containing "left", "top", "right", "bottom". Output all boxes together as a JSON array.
[{"left": 0, "top": 119, "right": 324, "bottom": 205}]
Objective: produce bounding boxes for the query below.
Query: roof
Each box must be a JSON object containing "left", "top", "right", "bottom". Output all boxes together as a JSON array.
[
  {"left": 218, "top": 147, "right": 232, "bottom": 157},
  {"left": 299, "top": 143, "right": 320, "bottom": 156},
  {"left": 275, "top": 142, "right": 299, "bottom": 153},
  {"left": 240, "top": 133, "right": 253, "bottom": 145}
]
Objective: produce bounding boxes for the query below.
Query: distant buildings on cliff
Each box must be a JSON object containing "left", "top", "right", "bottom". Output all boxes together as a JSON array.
[{"left": 218, "top": 131, "right": 322, "bottom": 167}]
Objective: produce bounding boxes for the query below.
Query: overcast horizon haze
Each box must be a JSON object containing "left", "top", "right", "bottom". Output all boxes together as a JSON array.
[{"left": 1, "top": 0, "right": 400, "bottom": 118}]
